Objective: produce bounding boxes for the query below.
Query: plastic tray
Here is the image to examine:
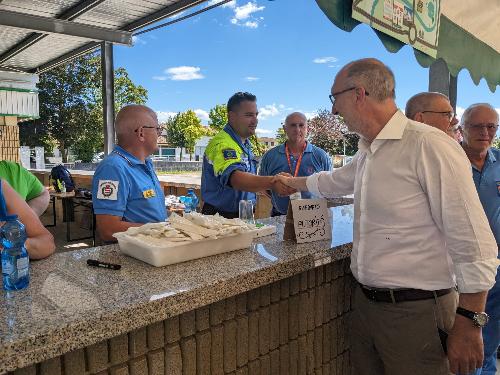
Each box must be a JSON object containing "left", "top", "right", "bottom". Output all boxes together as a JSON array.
[{"left": 114, "top": 231, "right": 255, "bottom": 267}]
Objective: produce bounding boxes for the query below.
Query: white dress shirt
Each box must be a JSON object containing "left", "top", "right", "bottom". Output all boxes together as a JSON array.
[{"left": 306, "top": 110, "right": 499, "bottom": 293}]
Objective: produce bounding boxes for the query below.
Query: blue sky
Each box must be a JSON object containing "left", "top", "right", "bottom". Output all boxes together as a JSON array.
[{"left": 113, "top": 0, "right": 499, "bottom": 138}]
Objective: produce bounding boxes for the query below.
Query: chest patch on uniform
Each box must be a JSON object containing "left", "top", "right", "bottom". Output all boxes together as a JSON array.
[
  {"left": 143, "top": 189, "right": 156, "bottom": 198},
  {"left": 97, "top": 180, "right": 119, "bottom": 200},
  {"left": 222, "top": 149, "right": 238, "bottom": 160}
]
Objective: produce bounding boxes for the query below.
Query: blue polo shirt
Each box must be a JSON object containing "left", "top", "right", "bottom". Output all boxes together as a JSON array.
[
  {"left": 201, "top": 124, "right": 257, "bottom": 213},
  {"left": 92, "top": 146, "right": 166, "bottom": 223},
  {"left": 471, "top": 147, "right": 500, "bottom": 246},
  {"left": 259, "top": 142, "right": 332, "bottom": 214}
]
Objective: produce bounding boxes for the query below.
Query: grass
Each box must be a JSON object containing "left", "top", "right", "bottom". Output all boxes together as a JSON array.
[{"left": 156, "top": 170, "right": 202, "bottom": 175}]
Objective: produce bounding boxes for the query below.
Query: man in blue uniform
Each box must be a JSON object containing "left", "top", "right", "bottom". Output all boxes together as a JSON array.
[
  {"left": 201, "top": 92, "right": 295, "bottom": 218},
  {"left": 259, "top": 112, "right": 332, "bottom": 216},
  {"left": 92, "top": 105, "right": 166, "bottom": 242},
  {"left": 462, "top": 103, "right": 500, "bottom": 375}
]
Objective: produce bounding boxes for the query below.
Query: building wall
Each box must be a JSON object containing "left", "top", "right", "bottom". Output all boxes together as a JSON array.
[
  {"left": 0, "top": 116, "right": 20, "bottom": 163},
  {"left": 11, "top": 259, "right": 354, "bottom": 375}
]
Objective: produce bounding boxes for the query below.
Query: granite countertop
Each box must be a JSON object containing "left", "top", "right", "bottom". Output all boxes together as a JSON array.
[{"left": 0, "top": 205, "right": 354, "bottom": 374}]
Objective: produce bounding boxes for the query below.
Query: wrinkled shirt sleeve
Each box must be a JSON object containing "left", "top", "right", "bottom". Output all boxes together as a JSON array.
[
  {"left": 306, "top": 151, "right": 359, "bottom": 198},
  {"left": 417, "top": 134, "right": 499, "bottom": 293}
]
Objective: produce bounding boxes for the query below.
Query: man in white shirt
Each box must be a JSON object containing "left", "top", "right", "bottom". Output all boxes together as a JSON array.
[{"left": 278, "top": 58, "right": 499, "bottom": 375}]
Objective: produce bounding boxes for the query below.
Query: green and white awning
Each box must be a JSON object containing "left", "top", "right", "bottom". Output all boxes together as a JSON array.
[
  {"left": 315, "top": 0, "right": 500, "bottom": 92},
  {"left": 0, "top": 72, "right": 39, "bottom": 118}
]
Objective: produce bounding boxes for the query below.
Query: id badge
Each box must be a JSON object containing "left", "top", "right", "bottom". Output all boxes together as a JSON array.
[
  {"left": 496, "top": 181, "right": 500, "bottom": 197},
  {"left": 289, "top": 192, "right": 302, "bottom": 200}
]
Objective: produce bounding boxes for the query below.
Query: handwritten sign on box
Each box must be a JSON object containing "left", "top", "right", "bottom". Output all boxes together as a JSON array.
[{"left": 285, "top": 199, "right": 331, "bottom": 243}]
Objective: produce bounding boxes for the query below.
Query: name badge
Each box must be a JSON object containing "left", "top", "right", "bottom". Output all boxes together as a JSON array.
[{"left": 143, "top": 189, "right": 156, "bottom": 198}]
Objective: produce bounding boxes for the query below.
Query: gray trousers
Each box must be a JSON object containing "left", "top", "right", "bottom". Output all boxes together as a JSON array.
[{"left": 350, "top": 284, "right": 458, "bottom": 375}]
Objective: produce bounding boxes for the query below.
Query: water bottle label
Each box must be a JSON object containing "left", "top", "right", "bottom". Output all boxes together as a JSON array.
[
  {"left": 17, "top": 257, "right": 29, "bottom": 278},
  {"left": 2, "top": 259, "right": 13, "bottom": 275}
]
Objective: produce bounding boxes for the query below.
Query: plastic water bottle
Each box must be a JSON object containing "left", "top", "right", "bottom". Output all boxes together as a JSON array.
[
  {"left": 61, "top": 180, "right": 66, "bottom": 193},
  {"left": 187, "top": 189, "right": 199, "bottom": 212},
  {"left": 1, "top": 215, "right": 29, "bottom": 291},
  {"left": 181, "top": 196, "right": 193, "bottom": 214}
]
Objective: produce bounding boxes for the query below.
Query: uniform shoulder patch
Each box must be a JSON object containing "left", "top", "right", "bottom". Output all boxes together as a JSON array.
[
  {"left": 222, "top": 148, "right": 238, "bottom": 160},
  {"left": 97, "top": 180, "right": 119, "bottom": 200}
]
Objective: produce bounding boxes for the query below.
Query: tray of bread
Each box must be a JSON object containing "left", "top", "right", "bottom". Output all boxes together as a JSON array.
[{"left": 113, "top": 212, "right": 275, "bottom": 267}]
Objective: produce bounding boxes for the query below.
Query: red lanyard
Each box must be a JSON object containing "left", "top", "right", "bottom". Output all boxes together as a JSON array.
[{"left": 285, "top": 142, "right": 307, "bottom": 177}]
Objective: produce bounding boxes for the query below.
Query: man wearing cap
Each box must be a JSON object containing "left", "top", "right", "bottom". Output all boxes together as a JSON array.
[
  {"left": 259, "top": 112, "right": 331, "bottom": 216},
  {"left": 461, "top": 103, "right": 500, "bottom": 375},
  {"left": 92, "top": 105, "right": 166, "bottom": 242},
  {"left": 201, "top": 92, "right": 295, "bottom": 218}
]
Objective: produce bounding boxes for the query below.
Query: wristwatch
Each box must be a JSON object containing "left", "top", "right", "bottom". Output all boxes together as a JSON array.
[{"left": 456, "top": 307, "right": 489, "bottom": 328}]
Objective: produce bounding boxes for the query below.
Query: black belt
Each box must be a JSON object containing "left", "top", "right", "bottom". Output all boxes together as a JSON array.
[{"left": 359, "top": 283, "right": 453, "bottom": 303}]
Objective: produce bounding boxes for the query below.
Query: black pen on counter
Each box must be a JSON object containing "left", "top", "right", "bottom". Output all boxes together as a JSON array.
[{"left": 87, "top": 259, "right": 121, "bottom": 270}]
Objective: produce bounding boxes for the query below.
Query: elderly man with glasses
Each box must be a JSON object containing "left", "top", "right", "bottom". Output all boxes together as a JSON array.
[
  {"left": 404, "top": 91, "right": 459, "bottom": 136},
  {"left": 461, "top": 103, "right": 500, "bottom": 375},
  {"left": 92, "top": 105, "right": 166, "bottom": 242},
  {"left": 277, "top": 58, "right": 499, "bottom": 375}
]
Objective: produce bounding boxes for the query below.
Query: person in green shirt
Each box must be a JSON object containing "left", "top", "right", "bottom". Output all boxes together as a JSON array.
[{"left": 0, "top": 160, "right": 50, "bottom": 216}]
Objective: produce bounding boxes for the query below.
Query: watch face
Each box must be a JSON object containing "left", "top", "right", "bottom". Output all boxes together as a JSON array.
[{"left": 474, "top": 313, "right": 489, "bottom": 327}]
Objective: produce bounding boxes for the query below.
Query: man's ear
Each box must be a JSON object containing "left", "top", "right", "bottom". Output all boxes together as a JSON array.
[{"left": 414, "top": 112, "right": 424, "bottom": 123}]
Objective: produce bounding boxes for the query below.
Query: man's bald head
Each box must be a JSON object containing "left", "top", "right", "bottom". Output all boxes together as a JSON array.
[
  {"left": 405, "top": 92, "right": 450, "bottom": 119},
  {"left": 284, "top": 112, "right": 307, "bottom": 126},
  {"left": 115, "top": 105, "right": 158, "bottom": 145}
]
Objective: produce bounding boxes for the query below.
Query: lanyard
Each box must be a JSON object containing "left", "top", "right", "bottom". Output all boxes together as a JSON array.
[{"left": 285, "top": 142, "right": 307, "bottom": 177}]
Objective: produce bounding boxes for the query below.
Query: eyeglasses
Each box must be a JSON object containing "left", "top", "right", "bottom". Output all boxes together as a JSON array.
[
  {"left": 421, "top": 110, "right": 455, "bottom": 121},
  {"left": 329, "top": 87, "right": 369, "bottom": 107},
  {"left": 464, "top": 123, "right": 499, "bottom": 132},
  {"left": 134, "top": 125, "right": 163, "bottom": 135}
]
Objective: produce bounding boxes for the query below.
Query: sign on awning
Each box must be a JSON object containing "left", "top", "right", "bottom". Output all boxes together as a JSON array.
[{"left": 352, "top": 0, "right": 441, "bottom": 58}]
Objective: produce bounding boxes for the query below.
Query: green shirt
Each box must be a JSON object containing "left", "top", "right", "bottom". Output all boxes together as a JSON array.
[{"left": 0, "top": 161, "right": 44, "bottom": 201}]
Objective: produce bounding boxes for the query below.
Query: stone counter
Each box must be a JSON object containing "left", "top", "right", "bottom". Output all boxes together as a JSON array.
[{"left": 1, "top": 205, "right": 355, "bottom": 375}]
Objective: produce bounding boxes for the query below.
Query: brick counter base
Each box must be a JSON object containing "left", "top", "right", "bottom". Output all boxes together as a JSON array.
[{"left": 11, "top": 259, "right": 354, "bottom": 375}]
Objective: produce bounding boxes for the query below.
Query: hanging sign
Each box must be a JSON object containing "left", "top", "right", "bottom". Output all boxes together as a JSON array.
[{"left": 352, "top": 0, "right": 441, "bottom": 58}]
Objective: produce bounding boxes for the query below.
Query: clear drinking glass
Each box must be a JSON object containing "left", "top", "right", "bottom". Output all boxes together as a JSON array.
[{"left": 239, "top": 200, "right": 255, "bottom": 224}]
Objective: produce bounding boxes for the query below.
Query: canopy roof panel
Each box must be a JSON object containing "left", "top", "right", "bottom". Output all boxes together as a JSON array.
[
  {"left": 316, "top": 0, "right": 500, "bottom": 92},
  {"left": 0, "top": 0, "right": 206, "bottom": 73}
]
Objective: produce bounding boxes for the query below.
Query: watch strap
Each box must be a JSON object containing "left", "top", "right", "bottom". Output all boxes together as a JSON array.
[{"left": 456, "top": 306, "right": 476, "bottom": 321}]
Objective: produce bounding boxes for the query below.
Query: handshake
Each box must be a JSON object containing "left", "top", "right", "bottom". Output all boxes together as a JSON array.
[{"left": 269, "top": 172, "right": 297, "bottom": 197}]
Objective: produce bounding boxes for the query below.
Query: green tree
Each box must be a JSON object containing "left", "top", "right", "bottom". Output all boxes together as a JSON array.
[
  {"left": 20, "top": 52, "right": 148, "bottom": 162},
  {"left": 250, "top": 135, "right": 266, "bottom": 157},
  {"left": 208, "top": 104, "right": 228, "bottom": 131},
  {"left": 307, "top": 109, "right": 358, "bottom": 156},
  {"left": 166, "top": 110, "right": 206, "bottom": 160},
  {"left": 493, "top": 137, "right": 500, "bottom": 149},
  {"left": 275, "top": 127, "right": 287, "bottom": 145}
]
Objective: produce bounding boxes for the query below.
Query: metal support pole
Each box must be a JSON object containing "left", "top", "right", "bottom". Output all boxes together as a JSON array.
[
  {"left": 101, "top": 41, "right": 115, "bottom": 155},
  {"left": 428, "top": 58, "right": 457, "bottom": 110}
]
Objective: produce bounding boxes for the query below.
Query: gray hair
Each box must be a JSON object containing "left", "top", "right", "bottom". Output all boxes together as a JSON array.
[
  {"left": 284, "top": 112, "right": 307, "bottom": 126},
  {"left": 461, "top": 103, "right": 499, "bottom": 126},
  {"left": 344, "top": 58, "right": 396, "bottom": 101},
  {"left": 405, "top": 92, "right": 450, "bottom": 119}
]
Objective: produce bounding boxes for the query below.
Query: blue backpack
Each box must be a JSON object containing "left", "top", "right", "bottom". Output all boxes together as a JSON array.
[{"left": 50, "top": 164, "right": 75, "bottom": 192}]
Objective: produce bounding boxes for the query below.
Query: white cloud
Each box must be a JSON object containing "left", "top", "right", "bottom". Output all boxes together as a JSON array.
[
  {"left": 455, "top": 106, "right": 465, "bottom": 121},
  {"left": 304, "top": 111, "right": 318, "bottom": 119},
  {"left": 207, "top": 0, "right": 236, "bottom": 8},
  {"left": 156, "top": 111, "right": 178, "bottom": 123},
  {"left": 259, "top": 104, "right": 280, "bottom": 120},
  {"left": 245, "top": 76, "right": 259, "bottom": 82},
  {"left": 230, "top": 2, "right": 265, "bottom": 28},
  {"left": 132, "top": 36, "right": 147, "bottom": 45},
  {"left": 165, "top": 66, "right": 204, "bottom": 81},
  {"left": 244, "top": 21, "right": 258, "bottom": 28},
  {"left": 313, "top": 56, "right": 338, "bottom": 64},
  {"left": 194, "top": 109, "right": 210, "bottom": 121},
  {"left": 169, "top": 11, "right": 185, "bottom": 19},
  {"left": 152, "top": 76, "right": 168, "bottom": 81},
  {"left": 256, "top": 128, "right": 273, "bottom": 134}
]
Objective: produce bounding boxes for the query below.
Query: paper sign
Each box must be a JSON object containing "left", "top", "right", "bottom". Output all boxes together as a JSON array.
[{"left": 284, "top": 199, "right": 331, "bottom": 244}]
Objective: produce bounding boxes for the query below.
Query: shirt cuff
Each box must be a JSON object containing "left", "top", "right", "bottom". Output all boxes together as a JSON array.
[
  {"left": 454, "top": 258, "right": 500, "bottom": 293},
  {"left": 306, "top": 173, "right": 324, "bottom": 197}
]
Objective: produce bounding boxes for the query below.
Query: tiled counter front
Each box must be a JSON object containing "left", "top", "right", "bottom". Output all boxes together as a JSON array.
[
  {"left": 2, "top": 205, "right": 355, "bottom": 375},
  {"left": 10, "top": 260, "right": 353, "bottom": 375}
]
